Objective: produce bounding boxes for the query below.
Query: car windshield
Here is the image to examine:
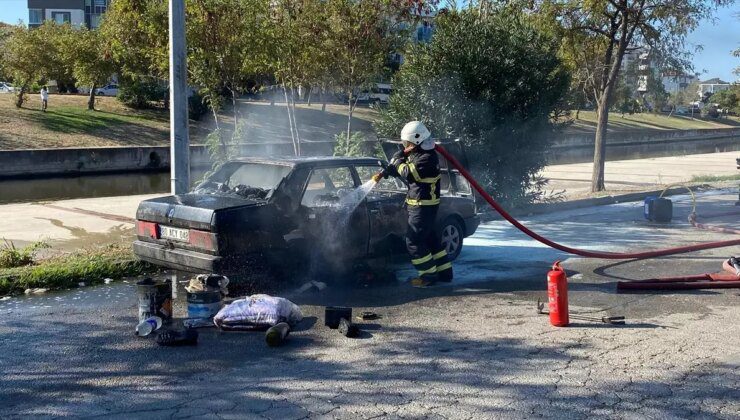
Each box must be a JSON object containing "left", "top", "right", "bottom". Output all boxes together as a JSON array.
[{"left": 193, "top": 162, "right": 291, "bottom": 200}]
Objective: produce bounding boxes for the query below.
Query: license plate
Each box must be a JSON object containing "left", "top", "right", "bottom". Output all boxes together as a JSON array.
[{"left": 160, "top": 226, "right": 189, "bottom": 242}]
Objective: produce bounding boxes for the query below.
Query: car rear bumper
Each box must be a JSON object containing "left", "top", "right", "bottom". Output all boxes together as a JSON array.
[
  {"left": 463, "top": 214, "right": 481, "bottom": 237},
  {"left": 133, "top": 240, "right": 222, "bottom": 273}
]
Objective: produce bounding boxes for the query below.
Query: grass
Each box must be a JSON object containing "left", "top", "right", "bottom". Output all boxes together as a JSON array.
[
  {"left": 0, "top": 243, "right": 154, "bottom": 296},
  {"left": 562, "top": 110, "right": 740, "bottom": 134},
  {"left": 690, "top": 173, "right": 740, "bottom": 183},
  {"left": 0, "top": 240, "right": 50, "bottom": 269},
  {"left": 0, "top": 94, "right": 378, "bottom": 150}
]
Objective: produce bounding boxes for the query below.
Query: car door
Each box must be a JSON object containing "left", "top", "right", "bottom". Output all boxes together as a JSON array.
[
  {"left": 353, "top": 164, "right": 407, "bottom": 256},
  {"left": 298, "top": 165, "right": 370, "bottom": 268}
]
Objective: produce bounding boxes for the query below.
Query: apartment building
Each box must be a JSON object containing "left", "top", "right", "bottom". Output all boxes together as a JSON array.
[{"left": 28, "top": 0, "right": 110, "bottom": 29}]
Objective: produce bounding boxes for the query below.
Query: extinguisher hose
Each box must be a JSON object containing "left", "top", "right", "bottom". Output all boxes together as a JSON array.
[{"left": 434, "top": 145, "right": 740, "bottom": 260}]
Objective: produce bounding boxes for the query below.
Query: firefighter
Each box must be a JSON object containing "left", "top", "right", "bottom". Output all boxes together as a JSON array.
[{"left": 373, "top": 121, "right": 453, "bottom": 287}]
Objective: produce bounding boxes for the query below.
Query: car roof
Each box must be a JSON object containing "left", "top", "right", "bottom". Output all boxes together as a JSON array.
[{"left": 227, "top": 156, "right": 385, "bottom": 167}]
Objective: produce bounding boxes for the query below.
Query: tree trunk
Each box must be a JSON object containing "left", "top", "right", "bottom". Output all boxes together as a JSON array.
[
  {"left": 290, "top": 88, "right": 301, "bottom": 155},
  {"left": 321, "top": 86, "right": 327, "bottom": 112},
  {"left": 306, "top": 87, "right": 312, "bottom": 106},
  {"left": 87, "top": 83, "right": 97, "bottom": 110},
  {"left": 231, "top": 88, "right": 239, "bottom": 130},
  {"left": 14, "top": 86, "right": 26, "bottom": 108},
  {"left": 591, "top": 97, "right": 610, "bottom": 192},
  {"left": 346, "top": 92, "right": 353, "bottom": 146},
  {"left": 283, "top": 86, "right": 298, "bottom": 156}
]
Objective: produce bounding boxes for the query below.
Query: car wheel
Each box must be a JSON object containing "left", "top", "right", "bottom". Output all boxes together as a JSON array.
[{"left": 438, "top": 217, "right": 464, "bottom": 261}]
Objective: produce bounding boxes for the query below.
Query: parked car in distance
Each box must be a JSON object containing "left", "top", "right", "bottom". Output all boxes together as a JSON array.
[
  {"left": 0, "top": 82, "right": 15, "bottom": 93},
  {"left": 133, "top": 144, "right": 480, "bottom": 278},
  {"left": 357, "top": 83, "right": 393, "bottom": 105},
  {"left": 95, "top": 84, "right": 119, "bottom": 96}
]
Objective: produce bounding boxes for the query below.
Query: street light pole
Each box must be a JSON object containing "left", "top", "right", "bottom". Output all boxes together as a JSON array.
[{"left": 169, "top": 0, "right": 189, "bottom": 194}]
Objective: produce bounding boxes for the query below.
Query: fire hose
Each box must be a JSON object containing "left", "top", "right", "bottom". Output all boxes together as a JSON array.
[{"left": 434, "top": 144, "right": 740, "bottom": 260}]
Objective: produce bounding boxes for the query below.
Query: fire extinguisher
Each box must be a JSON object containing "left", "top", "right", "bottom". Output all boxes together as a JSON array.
[{"left": 547, "top": 261, "right": 569, "bottom": 327}]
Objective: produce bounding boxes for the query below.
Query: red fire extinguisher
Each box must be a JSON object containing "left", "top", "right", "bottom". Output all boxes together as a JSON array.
[{"left": 547, "top": 261, "right": 569, "bottom": 327}]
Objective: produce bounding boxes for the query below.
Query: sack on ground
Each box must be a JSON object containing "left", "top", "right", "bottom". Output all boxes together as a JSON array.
[{"left": 214, "top": 294, "right": 302, "bottom": 331}]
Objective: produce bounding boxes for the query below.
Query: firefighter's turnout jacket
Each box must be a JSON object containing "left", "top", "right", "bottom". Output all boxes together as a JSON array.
[{"left": 388, "top": 148, "right": 441, "bottom": 207}]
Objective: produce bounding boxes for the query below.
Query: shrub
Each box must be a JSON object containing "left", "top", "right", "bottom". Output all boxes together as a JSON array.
[
  {"left": 117, "top": 77, "right": 165, "bottom": 109},
  {"left": 375, "top": 10, "right": 569, "bottom": 207}
]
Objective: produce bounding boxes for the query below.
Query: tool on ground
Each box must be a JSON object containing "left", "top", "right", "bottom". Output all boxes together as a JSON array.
[
  {"left": 617, "top": 272, "right": 740, "bottom": 291},
  {"left": 358, "top": 311, "right": 380, "bottom": 321},
  {"left": 537, "top": 301, "right": 625, "bottom": 325},
  {"left": 325, "top": 306, "right": 352, "bottom": 329},
  {"left": 265, "top": 322, "right": 291, "bottom": 347},
  {"left": 156, "top": 328, "right": 198, "bottom": 346},
  {"left": 435, "top": 145, "right": 740, "bottom": 259},
  {"left": 547, "top": 262, "right": 569, "bottom": 327},
  {"left": 338, "top": 318, "right": 359, "bottom": 338}
]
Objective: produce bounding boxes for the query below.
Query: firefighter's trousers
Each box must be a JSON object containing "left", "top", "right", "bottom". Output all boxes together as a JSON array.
[{"left": 405, "top": 205, "right": 453, "bottom": 281}]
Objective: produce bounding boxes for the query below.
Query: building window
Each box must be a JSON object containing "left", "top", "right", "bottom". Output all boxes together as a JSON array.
[
  {"left": 51, "top": 12, "right": 71, "bottom": 24},
  {"left": 29, "top": 9, "right": 42, "bottom": 24}
]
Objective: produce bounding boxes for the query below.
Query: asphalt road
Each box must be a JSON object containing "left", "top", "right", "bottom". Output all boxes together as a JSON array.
[{"left": 0, "top": 191, "right": 738, "bottom": 419}]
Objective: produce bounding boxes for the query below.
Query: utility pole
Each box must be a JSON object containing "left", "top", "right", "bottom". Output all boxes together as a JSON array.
[{"left": 169, "top": 0, "right": 189, "bottom": 194}]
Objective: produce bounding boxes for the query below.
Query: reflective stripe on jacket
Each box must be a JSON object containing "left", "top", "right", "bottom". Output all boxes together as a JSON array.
[{"left": 391, "top": 149, "right": 441, "bottom": 206}]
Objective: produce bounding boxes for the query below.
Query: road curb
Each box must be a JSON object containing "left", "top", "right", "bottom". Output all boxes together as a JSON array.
[{"left": 480, "top": 184, "right": 713, "bottom": 221}]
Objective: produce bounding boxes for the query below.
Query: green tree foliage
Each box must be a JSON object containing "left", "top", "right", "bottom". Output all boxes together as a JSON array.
[
  {"left": 100, "top": 0, "right": 168, "bottom": 79},
  {"left": 58, "top": 27, "right": 116, "bottom": 110},
  {"left": 0, "top": 23, "right": 13, "bottom": 82},
  {"left": 709, "top": 87, "right": 740, "bottom": 116},
  {"left": 2, "top": 22, "right": 66, "bottom": 108},
  {"left": 376, "top": 10, "right": 570, "bottom": 206}
]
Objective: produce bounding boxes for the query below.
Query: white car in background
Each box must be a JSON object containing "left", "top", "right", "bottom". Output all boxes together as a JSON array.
[
  {"left": 0, "top": 82, "right": 15, "bottom": 93},
  {"left": 95, "top": 84, "right": 119, "bottom": 96},
  {"left": 357, "top": 83, "right": 393, "bottom": 105}
]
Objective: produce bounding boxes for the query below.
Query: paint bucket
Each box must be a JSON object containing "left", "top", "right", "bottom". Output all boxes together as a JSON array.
[
  {"left": 136, "top": 278, "right": 172, "bottom": 322},
  {"left": 187, "top": 290, "right": 223, "bottom": 319}
]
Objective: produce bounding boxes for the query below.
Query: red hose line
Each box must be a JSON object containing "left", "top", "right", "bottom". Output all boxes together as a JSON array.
[{"left": 435, "top": 145, "right": 740, "bottom": 260}]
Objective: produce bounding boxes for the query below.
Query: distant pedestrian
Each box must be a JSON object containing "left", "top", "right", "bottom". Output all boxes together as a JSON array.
[{"left": 40, "top": 86, "right": 48, "bottom": 112}]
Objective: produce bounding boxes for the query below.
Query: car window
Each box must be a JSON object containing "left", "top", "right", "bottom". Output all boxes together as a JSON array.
[
  {"left": 355, "top": 165, "right": 404, "bottom": 191},
  {"left": 301, "top": 167, "right": 355, "bottom": 207}
]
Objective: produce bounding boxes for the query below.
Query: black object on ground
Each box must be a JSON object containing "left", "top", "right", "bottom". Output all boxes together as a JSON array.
[
  {"left": 338, "top": 318, "right": 359, "bottom": 338},
  {"left": 265, "top": 322, "right": 291, "bottom": 347},
  {"left": 325, "top": 306, "right": 352, "bottom": 329},
  {"left": 358, "top": 311, "right": 380, "bottom": 321},
  {"left": 156, "top": 328, "right": 199, "bottom": 346}
]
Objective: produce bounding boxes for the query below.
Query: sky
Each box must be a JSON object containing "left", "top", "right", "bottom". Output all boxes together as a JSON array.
[{"left": 0, "top": 0, "right": 737, "bottom": 82}]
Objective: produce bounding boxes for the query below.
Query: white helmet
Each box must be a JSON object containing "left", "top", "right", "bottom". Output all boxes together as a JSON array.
[{"left": 400, "top": 121, "right": 433, "bottom": 150}]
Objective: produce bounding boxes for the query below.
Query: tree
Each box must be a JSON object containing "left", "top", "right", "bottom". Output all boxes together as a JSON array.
[
  {"left": 325, "top": 0, "right": 406, "bottom": 145},
  {"left": 0, "top": 23, "right": 13, "bottom": 82},
  {"left": 535, "top": 0, "right": 731, "bottom": 191},
  {"left": 58, "top": 27, "right": 115, "bottom": 110},
  {"left": 2, "top": 22, "right": 65, "bottom": 108},
  {"left": 709, "top": 87, "right": 739, "bottom": 116},
  {"left": 376, "top": 9, "right": 570, "bottom": 206}
]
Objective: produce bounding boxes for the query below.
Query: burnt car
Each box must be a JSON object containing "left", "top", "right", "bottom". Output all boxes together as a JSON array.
[{"left": 133, "top": 144, "right": 480, "bottom": 276}]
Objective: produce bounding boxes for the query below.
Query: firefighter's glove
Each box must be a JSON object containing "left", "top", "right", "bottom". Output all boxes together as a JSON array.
[{"left": 391, "top": 149, "right": 406, "bottom": 163}]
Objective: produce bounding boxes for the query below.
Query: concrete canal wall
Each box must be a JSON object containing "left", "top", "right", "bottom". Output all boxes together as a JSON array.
[{"left": 0, "top": 128, "right": 738, "bottom": 178}]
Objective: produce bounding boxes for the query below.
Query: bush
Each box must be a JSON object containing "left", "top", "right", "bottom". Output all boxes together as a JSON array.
[
  {"left": 375, "top": 10, "right": 569, "bottom": 207},
  {"left": 117, "top": 77, "right": 165, "bottom": 109},
  {"left": 333, "top": 132, "right": 382, "bottom": 158}
]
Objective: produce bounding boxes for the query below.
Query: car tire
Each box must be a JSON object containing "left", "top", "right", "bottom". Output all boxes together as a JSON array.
[{"left": 438, "top": 217, "right": 464, "bottom": 261}]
